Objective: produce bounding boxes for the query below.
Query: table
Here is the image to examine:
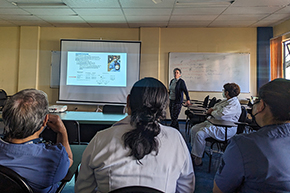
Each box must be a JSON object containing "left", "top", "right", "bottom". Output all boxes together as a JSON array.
[
  {"left": 56, "top": 111, "right": 127, "bottom": 124},
  {"left": 58, "top": 145, "right": 87, "bottom": 192},
  {"left": 207, "top": 118, "right": 237, "bottom": 143},
  {"left": 56, "top": 111, "right": 127, "bottom": 142}
]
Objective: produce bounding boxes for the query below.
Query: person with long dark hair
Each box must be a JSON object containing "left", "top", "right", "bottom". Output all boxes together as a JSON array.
[
  {"left": 75, "top": 77, "right": 195, "bottom": 193},
  {"left": 213, "top": 79, "right": 290, "bottom": 193}
]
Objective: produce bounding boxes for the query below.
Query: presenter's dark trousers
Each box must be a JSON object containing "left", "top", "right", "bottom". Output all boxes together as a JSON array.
[{"left": 169, "top": 100, "right": 182, "bottom": 130}]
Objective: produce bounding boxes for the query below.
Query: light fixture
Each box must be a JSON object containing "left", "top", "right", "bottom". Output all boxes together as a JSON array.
[
  {"left": 152, "top": 0, "right": 163, "bottom": 4},
  {"left": 11, "top": 2, "right": 67, "bottom": 6},
  {"left": 176, "top": 0, "right": 235, "bottom": 6}
]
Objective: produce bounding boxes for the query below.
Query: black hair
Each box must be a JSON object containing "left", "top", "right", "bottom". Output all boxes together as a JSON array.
[
  {"left": 2, "top": 89, "right": 49, "bottom": 140},
  {"left": 173, "top": 68, "right": 181, "bottom": 74},
  {"left": 223, "top": 83, "right": 240, "bottom": 98},
  {"left": 258, "top": 78, "right": 290, "bottom": 121},
  {"left": 123, "top": 77, "right": 169, "bottom": 161}
]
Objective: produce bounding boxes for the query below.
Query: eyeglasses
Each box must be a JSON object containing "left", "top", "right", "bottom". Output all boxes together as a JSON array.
[
  {"left": 248, "top": 97, "right": 260, "bottom": 107},
  {"left": 252, "top": 98, "right": 260, "bottom": 105}
]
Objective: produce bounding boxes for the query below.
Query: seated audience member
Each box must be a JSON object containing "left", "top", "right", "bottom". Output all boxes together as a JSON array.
[
  {"left": 75, "top": 77, "right": 195, "bottom": 193},
  {"left": 213, "top": 78, "right": 290, "bottom": 193},
  {"left": 0, "top": 89, "right": 73, "bottom": 193},
  {"left": 191, "top": 83, "right": 241, "bottom": 165}
]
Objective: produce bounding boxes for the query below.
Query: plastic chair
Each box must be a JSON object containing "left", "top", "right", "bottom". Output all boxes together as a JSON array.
[
  {"left": 41, "top": 120, "right": 81, "bottom": 145},
  {"left": 0, "top": 89, "right": 7, "bottom": 111},
  {"left": 204, "top": 106, "right": 247, "bottom": 172},
  {"left": 109, "top": 186, "right": 164, "bottom": 193},
  {"left": 0, "top": 165, "right": 33, "bottom": 193},
  {"left": 103, "top": 105, "right": 125, "bottom": 114}
]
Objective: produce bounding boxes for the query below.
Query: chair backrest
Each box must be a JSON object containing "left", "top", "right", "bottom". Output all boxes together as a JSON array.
[
  {"left": 0, "top": 165, "right": 33, "bottom": 193},
  {"left": 109, "top": 186, "right": 164, "bottom": 193},
  {"left": 41, "top": 120, "right": 81, "bottom": 145},
  {"left": 103, "top": 105, "right": 125, "bottom": 114},
  {"left": 63, "top": 120, "right": 81, "bottom": 145},
  {"left": 0, "top": 89, "right": 7, "bottom": 111},
  {"left": 202, "top": 95, "right": 209, "bottom": 108},
  {"left": 236, "top": 106, "right": 247, "bottom": 134},
  {"left": 208, "top": 97, "right": 216, "bottom": 108}
]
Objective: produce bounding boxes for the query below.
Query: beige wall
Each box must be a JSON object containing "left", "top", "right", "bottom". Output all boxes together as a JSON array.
[
  {"left": 0, "top": 27, "right": 20, "bottom": 95},
  {"left": 273, "top": 18, "right": 290, "bottom": 40},
  {"left": 0, "top": 26, "right": 257, "bottom": 114}
]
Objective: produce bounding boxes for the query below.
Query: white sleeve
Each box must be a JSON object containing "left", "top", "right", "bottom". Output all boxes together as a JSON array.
[
  {"left": 75, "top": 140, "right": 98, "bottom": 193},
  {"left": 176, "top": 138, "right": 195, "bottom": 193},
  {"left": 211, "top": 101, "right": 238, "bottom": 120}
]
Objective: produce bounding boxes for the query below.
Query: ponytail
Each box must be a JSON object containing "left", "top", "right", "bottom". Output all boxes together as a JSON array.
[{"left": 123, "top": 78, "right": 169, "bottom": 161}]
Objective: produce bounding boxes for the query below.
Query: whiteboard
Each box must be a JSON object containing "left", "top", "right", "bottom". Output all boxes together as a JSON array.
[{"left": 169, "top": 53, "right": 250, "bottom": 92}]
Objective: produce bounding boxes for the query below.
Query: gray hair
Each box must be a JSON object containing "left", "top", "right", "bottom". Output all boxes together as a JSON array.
[{"left": 2, "top": 89, "right": 49, "bottom": 139}]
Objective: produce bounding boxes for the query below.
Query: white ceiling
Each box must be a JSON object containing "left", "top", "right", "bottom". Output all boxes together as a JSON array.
[{"left": 0, "top": 0, "right": 289, "bottom": 28}]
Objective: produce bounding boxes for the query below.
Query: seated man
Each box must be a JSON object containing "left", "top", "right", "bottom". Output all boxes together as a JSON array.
[
  {"left": 190, "top": 83, "right": 241, "bottom": 165},
  {"left": 213, "top": 79, "right": 290, "bottom": 193},
  {"left": 0, "top": 89, "right": 73, "bottom": 193}
]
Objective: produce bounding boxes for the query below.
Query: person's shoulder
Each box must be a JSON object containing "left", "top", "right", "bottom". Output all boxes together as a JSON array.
[
  {"left": 42, "top": 142, "right": 66, "bottom": 152},
  {"left": 159, "top": 124, "right": 184, "bottom": 141},
  {"left": 229, "top": 132, "right": 258, "bottom": 150}
]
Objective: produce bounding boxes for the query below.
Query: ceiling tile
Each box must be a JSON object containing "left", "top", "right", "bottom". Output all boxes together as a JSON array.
[
  {"left": 223, "top": 6, "right": 282, "bottom": 14},
  {"left": 250, "top": 20, "right": 277, "bottom": 27},
  {"left": 168, "top": 21, "right": 210, "bottom": 27},
  {"left": 11, "top": 20, "right": 54, "bottom": 26},
  {"left": 209, "top": 20, "right": 256, "bottom": 27},
  {"left": 120, "top": 0, "right": 175, "bottom": 8},
  {"left": 232, "top": 0, "right": 290, "bottom": 7},
  {"left": 63, "top": 0, "right": 121, "bottom": 8},
  {"left": 123, "top": 8, "right": 172, "bottom": 16},
  {"left": 0, "top": 15, "right": 42, "bottom": 21},
  {"left": 74, "top": 8, "right": 123, "bottom": 16},
  {"left": 37, "top": 15, "right": 84, "bottom": 22},
  {"left": 23, "top": 8, "right": 76, "bottom": 15},
  {"left": 128, "top": 22, "right": 168, "bottom": 28},
  {"left": 81, "top": 16, "right": 126, "bottom": 23},
  {"left": 172, "top": 7, "right": 227, "bottom": 15},
  {"left": 0, "top": 19, "right": 16, "bottom": 26},
  {"left": 216, "top": 14, "right": 267, "bottom": 21},
  {"left": 89, "top": 23, "right": 128, "bottom": 27},
  {"left": 170, "top": 15, "right": 218, "bottom": 21},
  {"left": 275, "top": 5, "right": 290, "bottom": 14},
  {"left": 53, "top": 22, "right": 91, "bottom": 27},
  {"left": 126, "top": 15, "right": 169, "bottom": 22},
  {"left": 263, "top": 13, "right": 290, "bottom": 21},
  {"left": 0, "top": 8, "right": 29, "bottom": 14}
]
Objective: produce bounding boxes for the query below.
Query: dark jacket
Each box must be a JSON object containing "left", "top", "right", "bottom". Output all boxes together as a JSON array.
[{"left": 170, "top": 78, "right": 190, "bottom": 104}]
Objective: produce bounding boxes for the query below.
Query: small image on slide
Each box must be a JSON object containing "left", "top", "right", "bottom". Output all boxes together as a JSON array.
[{"left": 108, "top": 55, "right": 121, "bottom": 72}]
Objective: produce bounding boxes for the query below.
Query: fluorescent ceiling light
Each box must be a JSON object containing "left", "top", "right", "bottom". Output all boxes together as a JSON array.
[
  {"left": 176, "top": 0, "right": 234, "bottom": 5},
  {"left": 152, "top": 0, "right": 163, "bottom": 4},
  {"left": 11, "top": 2, "right": 67, "bottom": 6}
]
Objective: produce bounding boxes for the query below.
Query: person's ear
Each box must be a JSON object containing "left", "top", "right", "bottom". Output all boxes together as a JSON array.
[
  {"left": 225, "top": 91, "right": 230, "bottom": 97},
  {"left": 42, "top": 114, "right": 49, "bottom": 126},
  {"left": 256, "top": 99, "right": 266, "bottom": 113}
]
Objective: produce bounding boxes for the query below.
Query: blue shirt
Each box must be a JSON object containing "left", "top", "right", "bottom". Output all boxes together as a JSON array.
[
  {"left": 0, "top": 138, "right": 70, "bottom": 193},
  {"left": 215, "top": 123, "right": 290, "bottom": 193}
]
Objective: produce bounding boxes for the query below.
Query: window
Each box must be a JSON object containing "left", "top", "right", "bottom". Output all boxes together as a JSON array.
[{"left": 284, "top": 40, "right": 290, "bottom": 79}]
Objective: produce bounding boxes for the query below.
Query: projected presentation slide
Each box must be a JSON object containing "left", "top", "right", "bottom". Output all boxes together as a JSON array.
[{"left": 66, "top": 51, "right": 127, "bottom": 87}]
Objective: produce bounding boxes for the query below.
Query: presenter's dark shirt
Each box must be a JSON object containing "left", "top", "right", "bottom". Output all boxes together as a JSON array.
[{"left": 169, "top": 78, "right": 190, "bottom": 104}]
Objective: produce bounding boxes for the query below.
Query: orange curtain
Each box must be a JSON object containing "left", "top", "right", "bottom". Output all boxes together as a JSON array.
[{"left": 270, "top": 36, "right": 283, "bottom": 80}]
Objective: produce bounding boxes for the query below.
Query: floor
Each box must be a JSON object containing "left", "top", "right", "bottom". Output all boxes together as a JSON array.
[{"left": 62, "top": 121, "right": 221, "bottom": 193}]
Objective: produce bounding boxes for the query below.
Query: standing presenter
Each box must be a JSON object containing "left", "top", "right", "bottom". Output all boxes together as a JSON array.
[{"left": 169, "top": 68, "right": 191, "bottom": 130}]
